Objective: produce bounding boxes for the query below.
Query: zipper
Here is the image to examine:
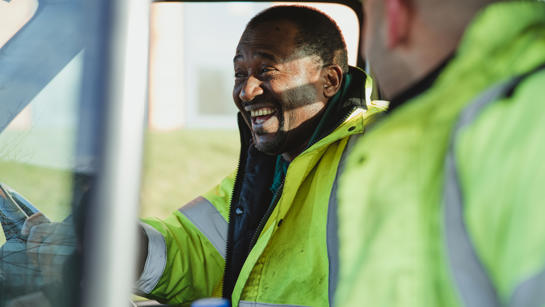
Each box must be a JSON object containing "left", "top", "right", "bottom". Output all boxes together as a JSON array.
[
  {"left": 223, "top": 117, "right": 249, "bottom": 299},
  {"left": 222, "top": 158, "right": 242, "bottom": 299},
  {"left": 248, "top": 179, "right": 284, "bottom": 251}
]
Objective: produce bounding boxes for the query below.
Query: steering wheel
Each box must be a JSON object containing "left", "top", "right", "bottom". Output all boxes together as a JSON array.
[{"left": 0, "top": 183, "right": 45, "bottom": 304}]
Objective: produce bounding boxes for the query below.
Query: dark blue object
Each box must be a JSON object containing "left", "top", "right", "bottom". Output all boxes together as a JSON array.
[
  {"left": 0, "top": 184, "right": 30, "bottom": 241},
  {"left": 191, "top": 298, "right": 230, "bottom": 307},
  {"left": 3, "top": 184, "right": 40, "bottom": 217},
  {"left": 0, "top": 183, "right": 45, "bottom": 299}
]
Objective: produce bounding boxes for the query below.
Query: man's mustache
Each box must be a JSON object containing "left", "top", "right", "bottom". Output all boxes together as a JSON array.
[{"left": 242, "top": 95, "right": 278, "bottom": 109}]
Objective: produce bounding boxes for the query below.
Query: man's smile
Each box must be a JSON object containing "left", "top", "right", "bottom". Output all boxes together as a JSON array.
[
  {"left": 250, "top": 107, "right": 275, "bottom": 117},
  {"left": 244, "top": 104, "right": 279, "bottom": 127},
  {"left": 250, "top": 107, "right": 276, "bottom": 125}
]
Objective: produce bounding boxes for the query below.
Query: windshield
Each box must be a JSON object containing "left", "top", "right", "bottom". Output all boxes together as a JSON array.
[{"left": 0, "top": 1, "right": 361, "bottom": 305}]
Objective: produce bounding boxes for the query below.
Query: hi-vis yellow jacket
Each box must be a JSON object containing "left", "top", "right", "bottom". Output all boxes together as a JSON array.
[
  {"left": 336, "top": 2, "right": 545, "bottom": 307},
  {"left": 136, "top": 68, "right": 385, "bottom": 307}
]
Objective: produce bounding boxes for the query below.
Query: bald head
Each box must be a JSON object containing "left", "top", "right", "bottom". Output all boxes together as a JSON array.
[{"left": 362, "top": 0, "right": 501, "bottom": 100}]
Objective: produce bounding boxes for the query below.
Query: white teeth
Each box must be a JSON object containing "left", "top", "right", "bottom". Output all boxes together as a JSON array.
[{"left": 250, "top": 108, "right": 274, "bottom": 118}]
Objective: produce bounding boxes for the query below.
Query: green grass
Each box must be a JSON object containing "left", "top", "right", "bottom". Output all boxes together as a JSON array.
[
  {"left": 140, "top": 129, "right": 239, "bottom": 218},
  {"left": 0, "top": 129, "right": 240, "bottom": 243},
  {"left": 0, "top": 162, "right": 74, "bottom": 220},
  {"left": 0, "top": 161, "right": 74, "bottom": 244}
]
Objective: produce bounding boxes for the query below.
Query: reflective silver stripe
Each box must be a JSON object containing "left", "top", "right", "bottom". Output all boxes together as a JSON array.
[
  {"left": 179, "top": 196, "right": 227, "bottom": 259},
  {"left": 239, "top": 301, "right": 309, "bottom": 307},
  {"left": 510, "top": 268, "right": 545, "bottom": 307},
  {"left": 444, "top": 77, "right": 527, "bottom": 307},
  {"left": 135, "top": 223, "right": 167, "bottom": 295},
  {"left": 327, "top": 134, "right": 359, "bottom": 307}
]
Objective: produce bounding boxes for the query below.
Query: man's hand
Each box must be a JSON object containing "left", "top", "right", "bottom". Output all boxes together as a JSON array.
[
  {"left": 22, "top": 213, "right": 76, "bottom": 284},
  {"left": 21, "top": 212, "right": 50, "bottom": 236}
]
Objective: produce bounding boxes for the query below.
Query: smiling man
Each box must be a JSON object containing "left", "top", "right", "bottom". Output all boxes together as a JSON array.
[{"left": 135, "top": 5, "right": 384, "bottom": 307}]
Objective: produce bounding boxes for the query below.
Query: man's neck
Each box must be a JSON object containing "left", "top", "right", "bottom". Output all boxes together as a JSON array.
[{"left": 387, "top": 54, "right": 454, "bottom": 113}]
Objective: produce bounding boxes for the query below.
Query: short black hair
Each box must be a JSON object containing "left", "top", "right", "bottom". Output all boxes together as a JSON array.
[{"left": 246, "top": 5, "right": 349, "bottom": 73}]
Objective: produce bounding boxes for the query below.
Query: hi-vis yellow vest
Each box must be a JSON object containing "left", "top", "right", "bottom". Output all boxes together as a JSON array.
[{"left": 336, "top": 2, "right": 545, "bottom": 307}]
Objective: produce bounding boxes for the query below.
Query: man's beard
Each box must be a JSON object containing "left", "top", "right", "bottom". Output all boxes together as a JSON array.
[{"left": 252, "top": 113, "right": 287, "bottom": 155}]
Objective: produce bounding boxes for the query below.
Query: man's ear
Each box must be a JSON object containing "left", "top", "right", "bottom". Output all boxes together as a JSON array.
[
  {"left": 385, "top": 0, "right": 411, "bottom": 48},
  {"left": 322, "top": 64, "right": 344, "bottom": 98}
]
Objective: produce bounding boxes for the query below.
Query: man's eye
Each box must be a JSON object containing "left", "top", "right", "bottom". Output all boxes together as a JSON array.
[
  {"left": 259, "top": 67, "right": 274, "bottom": 74},
  {"left": 234, "top": 72, "right": 247, "bottom": 79}
]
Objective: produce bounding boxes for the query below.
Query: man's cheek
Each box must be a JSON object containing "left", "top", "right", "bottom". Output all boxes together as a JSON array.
[{"left": 281, "top": 111, "right": 295, "bottom": 133}]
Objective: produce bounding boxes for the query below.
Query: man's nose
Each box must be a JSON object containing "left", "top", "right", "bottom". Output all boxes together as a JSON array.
[{"left": 239, "top": 75, "right": 263, "bottom": 102}]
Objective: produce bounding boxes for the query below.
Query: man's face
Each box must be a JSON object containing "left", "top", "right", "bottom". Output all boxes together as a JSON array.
[
  {"left": 233, "top": 20, "right": 328, "bottom": 159},
  {"left": 362, "top": 0, "right": 388, "bottom": 90}
]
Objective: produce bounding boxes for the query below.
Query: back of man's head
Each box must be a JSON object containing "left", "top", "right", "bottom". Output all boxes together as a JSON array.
[
  {"left": 246, "top": 5, "right": 349, "bottom": 73},
  {"left": 363, "top": 0, "right": 502, "bottom": 99}
]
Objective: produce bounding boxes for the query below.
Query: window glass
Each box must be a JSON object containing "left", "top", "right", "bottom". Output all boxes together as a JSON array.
[
  {"left": 0, "top": 51, "right": 83, "bottom": 225},
  {"left": 142, "top": 2, "right": 360, "bottom": 218},
  {"left": 0, "top": 0, "right": 38, "bottom": 48},
  {"left": 0, "top": 0, "right": 89, "bottom": 305}
]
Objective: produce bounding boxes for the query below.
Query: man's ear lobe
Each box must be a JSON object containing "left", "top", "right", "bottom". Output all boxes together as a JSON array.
[
  {"left": 323, "top": 64, "right": 344, "bottom": 98},
  {"left": 386, "top": 0, "right": 411, "bottom": 48}
]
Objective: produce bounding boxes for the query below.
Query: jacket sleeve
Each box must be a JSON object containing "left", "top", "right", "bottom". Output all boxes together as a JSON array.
[
  {"left": 136, "top": 171, "right": 236, "bottom": 304},
  {"left": 456, "top": 70, "right": 545, "bottom": 304}
]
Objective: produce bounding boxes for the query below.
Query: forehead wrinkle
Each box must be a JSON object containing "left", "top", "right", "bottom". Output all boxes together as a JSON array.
[
  {"left": 237, "top": 21, "right": 299, "bottom": 58},
  {"left": 235, "top": 42, "right": 286, "bottom": 63},
  {"left": 254, "top": 51, "right": 277, "bottom": 62}
]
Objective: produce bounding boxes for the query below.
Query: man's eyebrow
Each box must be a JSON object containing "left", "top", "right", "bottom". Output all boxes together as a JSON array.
[
  {"left": 254, "top": 51, "right": 277, "bottom": 62},
  {"left": 233, "top": 51, "right": 278, "bottom": 63}
]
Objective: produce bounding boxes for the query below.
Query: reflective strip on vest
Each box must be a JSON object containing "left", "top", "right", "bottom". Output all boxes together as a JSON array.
[
  {"left": 510, "top": 268, "right": 545, "bottom": 307},
  {"left": 444, "top": 65, "right": 545, "bottom": 307},
  {"left": 135, "top": 223, "right": 168, "bottom": 294},
  {"left": 238, "top": 301, "right": 309, "bottom": 307},
  {"left": 179, "top": 196, "right": 228, "bottom": 259},
  {"left": 327, "top": 134, "right": 359, "bottom": 307}
]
